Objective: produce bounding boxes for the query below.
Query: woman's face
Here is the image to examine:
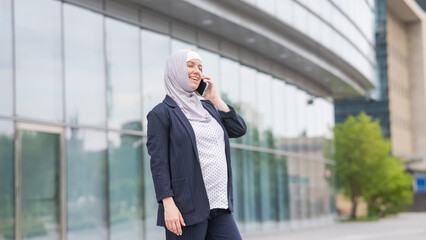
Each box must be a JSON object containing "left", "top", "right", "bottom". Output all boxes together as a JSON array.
[{"left": 187, "top": 59, "right": 203, "bottom": 90}]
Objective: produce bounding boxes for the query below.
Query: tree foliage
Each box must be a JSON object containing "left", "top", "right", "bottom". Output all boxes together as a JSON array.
[{"left": 333, "top": 112, "right": 413, "bottom": 219}]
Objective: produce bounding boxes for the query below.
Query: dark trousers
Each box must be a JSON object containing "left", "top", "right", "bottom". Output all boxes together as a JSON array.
[{"left": 165, "top": 209, "right": 242, "bottom": 240}]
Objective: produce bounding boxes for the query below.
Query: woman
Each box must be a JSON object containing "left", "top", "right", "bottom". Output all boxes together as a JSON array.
[{"left": 147, "top": 49, "right": 247, "bottom": 239}]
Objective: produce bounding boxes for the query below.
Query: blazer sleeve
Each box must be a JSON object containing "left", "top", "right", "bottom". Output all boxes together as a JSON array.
[
  {"left": 218, "top": 105, "right": 247, "bottom": 138},
  {"left": 146, "top": 109, "right": 174, "bottom": 203}
]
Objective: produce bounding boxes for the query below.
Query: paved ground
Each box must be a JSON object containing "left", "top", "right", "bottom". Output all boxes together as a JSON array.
[{"left": 243, "top": 213, "right": 426, "bottom": 240}]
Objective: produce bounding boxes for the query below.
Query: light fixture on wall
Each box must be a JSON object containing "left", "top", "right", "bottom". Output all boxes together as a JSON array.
[
  {"left": 202, "top": 19, "right": 213, "bottom": 25},
  {"left": 279, "top": 53, "right": 289, "bottom": 59},
  {"left": 304, "top": 66, "right": 312, "bottom": 72},
  {"left": 246, "top": 37, "right": 256, "bottom": 43}
]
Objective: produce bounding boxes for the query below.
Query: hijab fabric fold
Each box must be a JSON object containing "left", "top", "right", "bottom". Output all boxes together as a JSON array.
[{"left": 164, "top": 49, "right": 211, "bottom": 123}]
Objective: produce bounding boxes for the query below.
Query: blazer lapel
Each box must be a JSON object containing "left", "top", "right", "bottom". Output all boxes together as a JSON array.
[
  {"left": 163, "top": 95, "right": 199, "bottom": 159},
  {"left": 172, "top": 107, "right": 200, "bottom": 160}
]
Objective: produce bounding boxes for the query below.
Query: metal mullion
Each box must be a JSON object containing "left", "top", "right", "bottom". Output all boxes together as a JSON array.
[
  {"left": 14, "top": 128, "right": 21, "bottom": 240},
  {"left": 60, "top": 129, "right": 67, "bottom": 240},
  {"left": 137, "top": 13, "right": 147, "bottom": 239},
  {"left": 60, "top": 2, "right": 67, "bottom": 239},
  {"left": 11, "top": 0, "right": 20, "bottom": 238},
  {"left": 102, "top": 2, "right": 111, "bottom": 238}
]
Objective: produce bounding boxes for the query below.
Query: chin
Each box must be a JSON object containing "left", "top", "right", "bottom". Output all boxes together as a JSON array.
[{"left": 190, "top": 83, "right": 198, "bottom": 90}]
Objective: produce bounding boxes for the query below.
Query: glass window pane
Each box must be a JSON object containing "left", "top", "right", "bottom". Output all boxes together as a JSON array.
[
  {"left": 171, "top": 39, "right": 195, "bottom": 52},
  {"left": 105, "top": 18, "right": 141, "bottom": 131},
  {"left": 277, "top": 0, "right": 294, "bottom": 25},
  {"left": 198, "top": 48, "right": 220, "bottom": 97},
  {"left": 0, "top": 121, "right": 14, "bottom": 239},
  {"left": 293, "top": 3, "right": 307, "bottom": 33},
  {"left": 0, "top": 0, "right": 13, "bottom": 116},
  {"left": 241, "top": 149, "right": 257, "bottom": 231},
  {"left": 239, "top": 65, "right": 258, "bottom": 146},
  {"left": 231, "top": 148, "right": 244, "bottom": 224},
  {"left": 276, "top": 156, "right": 290, "bottom": 223},
  {"left": 256, "top": 0, "right": 275, "bottom": 15},
  {"left": 64, "top": 4, "right": 105, "bottom": 126},
  {"left": 67, "top": 128, "right": 107, "bottom": 240},
  {"left": 108, "top": 133, "right": 143, "bottom": 240},
  {"left": 220, "top": 58, "right": 240, "bottom": 107},
  {"left": 256, "top": 72, "right": 273, "bottom": 147},
  {"left": 141, "top": 30, "right": 170, "bottom": 129},
  {"left": 272, "top": 79, "right": 286, "bottom": 144},
  {"left": 284, "top": 84, "right": 297, "bottom": 139},
  {"left": 143, "top": 143, "right": 163, "bottom": 239},
  {"left": 21, "top": 130, "right": 60, "bottom": 240},
  {"left": 15, "top": 0, "right": 62, "bottom": 121}
]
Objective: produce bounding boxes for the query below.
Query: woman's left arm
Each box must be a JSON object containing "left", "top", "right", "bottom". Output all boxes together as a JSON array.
[
  {"left": 216, "top": 101, "right": 247, "bottom": 138},
  {"left": 202, "top": 77, "right": 247, "bottom": 138}
]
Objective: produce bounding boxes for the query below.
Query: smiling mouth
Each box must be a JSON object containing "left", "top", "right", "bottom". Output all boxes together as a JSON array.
[{"left": 190, "top": 77, "right": 199, "bottom": 81}]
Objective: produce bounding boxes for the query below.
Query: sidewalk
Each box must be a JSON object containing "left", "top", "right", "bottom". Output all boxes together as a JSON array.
[{"left": 242, "top": 213, "right": 426, "bottom": 240}]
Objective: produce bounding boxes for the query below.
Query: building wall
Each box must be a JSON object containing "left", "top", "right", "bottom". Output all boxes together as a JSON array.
[
  {"left": 386, "top": 9, "right": 414, "bottom": 156},
  {"left": 407, "top": 17, "right": 426, "bottom": 171}
]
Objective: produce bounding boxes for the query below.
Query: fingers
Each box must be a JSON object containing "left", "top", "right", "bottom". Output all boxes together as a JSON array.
[
  {"left": 180, "top": 213, "right": 186, "bottom": 227},
  {"left": 166, "top": 218, "right": 183, "bottom": 236},
  {"left": 174, "top": 221, "right": 182, "bottom": 236}
]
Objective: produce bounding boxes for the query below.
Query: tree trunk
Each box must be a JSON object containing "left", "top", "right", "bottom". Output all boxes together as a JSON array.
[{"left": 351, "top": 194, "right": 358, "bottom": 219}]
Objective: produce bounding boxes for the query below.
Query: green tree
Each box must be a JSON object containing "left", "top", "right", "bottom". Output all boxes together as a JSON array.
[
  {"left": 363, "top": 156, "right": 413, "bottom": 217},
  {"left": 333, "top": 112, "right": 413, "bottom": 219}
]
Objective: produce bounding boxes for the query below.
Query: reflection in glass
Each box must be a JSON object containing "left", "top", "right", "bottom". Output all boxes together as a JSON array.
[
  {"left": 21, "top": 130, "right": 60, "bottom": 240},
  {"left": 284, "top": 84, "right": 297, "bottom": 140},
  {"left": 0, "top": 121, "right": 14, "bottom": 240},
  {"left": 241, "top": 149, "right": 256, "bottom": 231},
  {"left": 108, "top": 133, "right": 143, "bottom": 240},
  {"left": 15, "top": 0, "right": 62, "bottom": 121},
  {"left": 239, "top": 65, "right": 257, "bottom": 146},
  {"left": 231, "top": 148, "right": 244, "bottom": 224},
  {"left": 66, "top": 128, "right": 107, "bottom": 240},
  {"left": 256, "top": 72, "right": 275, "bottom": 226},
  {"left": 239, "top": 66, "right": 258, "bottom": 230},
  {"left": 272, "top": 79, "right": 286, "bottom": 144},
  {"left": 64, "top": 4, "right": 105, "bottom": 126},
  {"left": 220, "top": 58, "right": 240, "bottom": 106},
  {"left": 143, "top": 143, "right": 164, "bottom": 240},
  {"left": 276, "top": 156, "right": 290, "bottom": 223},
  {"left": 0, "top": 0, "right": 13, "bottom": 115},
  {"left": 141, "top": 30, "right": 170, "bottom": 129},
  {"left": 256, "top": 72, "right": 273, "bottom": 146},
  {"left": 105, "top": 18, "right": 141, "bottom": 131}
]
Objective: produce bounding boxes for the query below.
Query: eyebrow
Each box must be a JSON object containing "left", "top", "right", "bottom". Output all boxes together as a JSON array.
[{"left": 187, "top": 60, "right": 202, "bottom": 66}]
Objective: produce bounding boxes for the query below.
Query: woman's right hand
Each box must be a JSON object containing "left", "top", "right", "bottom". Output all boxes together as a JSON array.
[{"left": 162, "top": 197, "right": 186, "bottom": 236}]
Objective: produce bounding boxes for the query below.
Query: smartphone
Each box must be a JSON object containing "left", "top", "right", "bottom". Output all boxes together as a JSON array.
[{"left": 195, "top": 79, "right": 209, "bottom": 97}]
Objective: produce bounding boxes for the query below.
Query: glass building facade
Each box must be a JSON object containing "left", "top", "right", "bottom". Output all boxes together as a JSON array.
[
  {"left": 0, "top": 0, "right": 377, "bottom": 239},
  {"left": 335, "top": 0, "right": 389, "bottom": 138},
  {"left": 246, "top": 0, "right": 376, "bottom": 87}
]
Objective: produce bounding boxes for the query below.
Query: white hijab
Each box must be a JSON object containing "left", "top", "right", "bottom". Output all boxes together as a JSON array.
[{"left": 164, "top": 49, "right": 211, "bottom": 122}]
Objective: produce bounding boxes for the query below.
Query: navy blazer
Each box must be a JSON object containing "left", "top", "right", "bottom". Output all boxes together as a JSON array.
[{"left": 147, "top": 95, "right": 247, "bottom": 227}]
